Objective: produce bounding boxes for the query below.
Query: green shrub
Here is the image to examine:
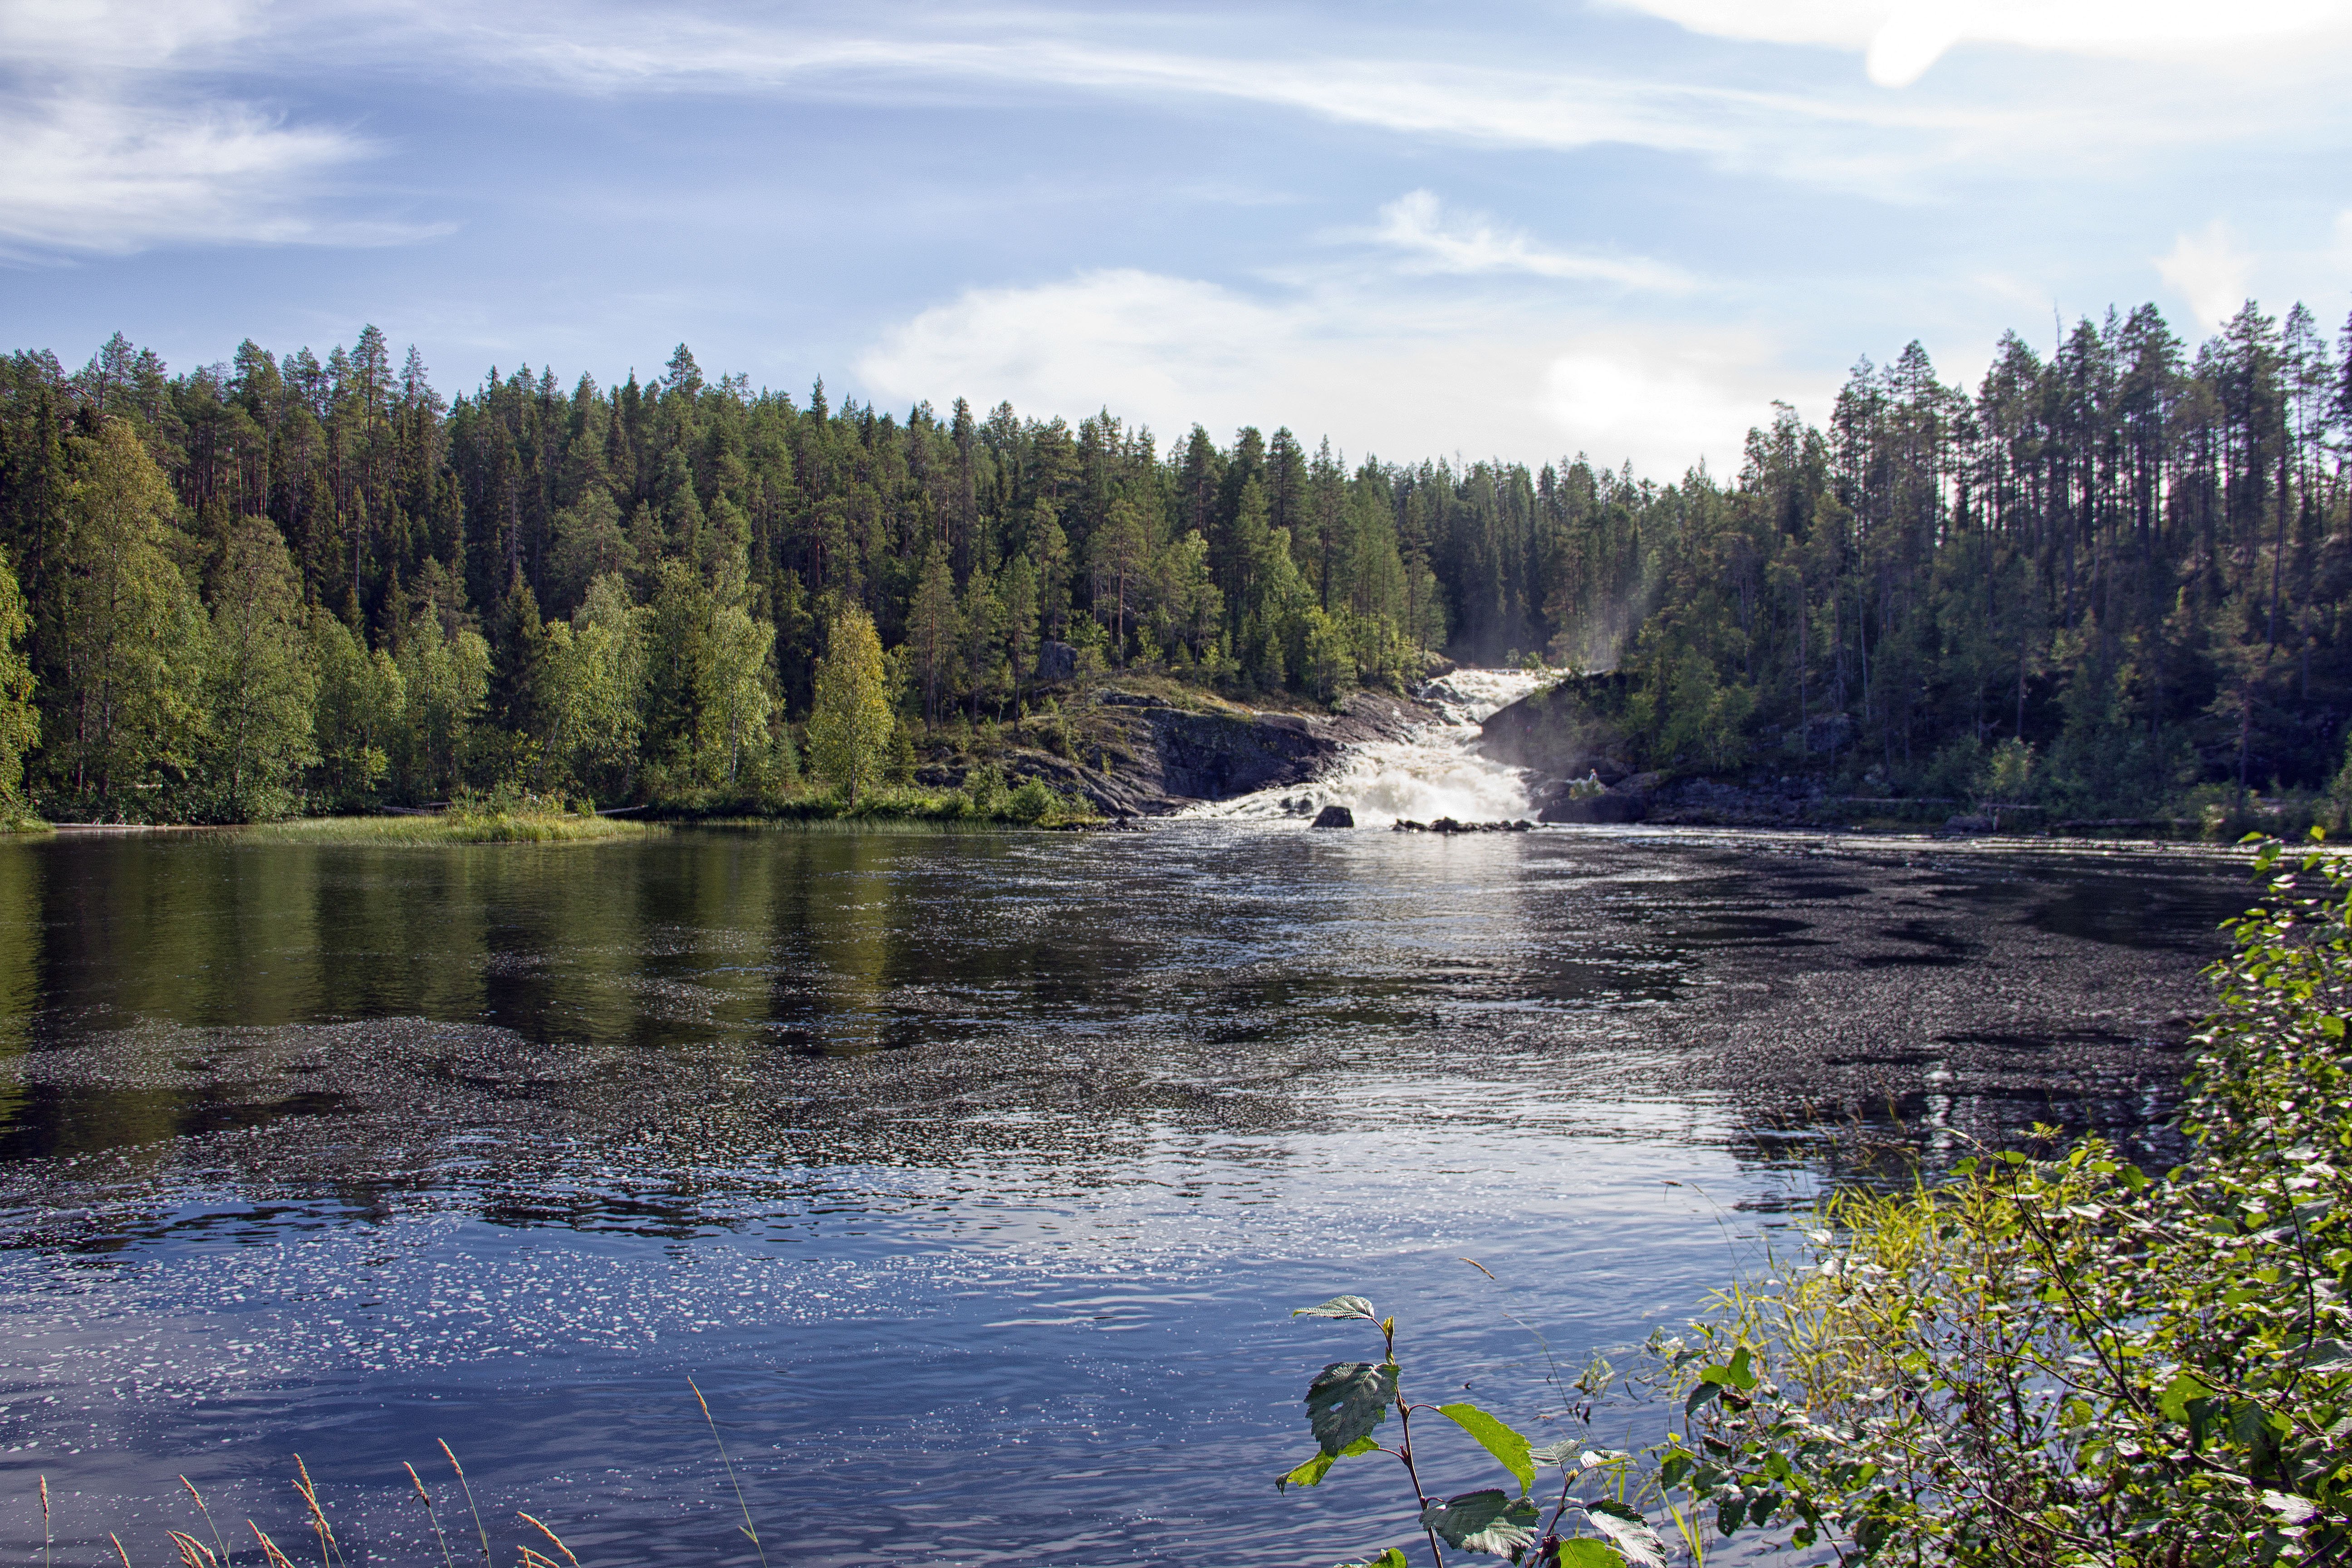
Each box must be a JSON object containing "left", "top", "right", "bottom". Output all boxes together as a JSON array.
[{"left": 1664, "top": 832, "right": 2352, "bottom": 1563}]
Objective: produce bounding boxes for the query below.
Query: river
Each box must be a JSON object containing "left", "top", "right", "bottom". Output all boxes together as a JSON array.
[{"left": 0, "top": 703, "right": 2257, "bottom": 1567}]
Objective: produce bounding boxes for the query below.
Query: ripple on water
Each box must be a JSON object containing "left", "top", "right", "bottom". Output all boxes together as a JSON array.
[{"left": 0, "top": 822, "right": 2253, "bottom": 1566}]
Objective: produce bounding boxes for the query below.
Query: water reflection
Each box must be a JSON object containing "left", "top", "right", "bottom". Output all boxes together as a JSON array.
[{"left": 0, "top": 825, "right": 2256, "bottom": 1567}]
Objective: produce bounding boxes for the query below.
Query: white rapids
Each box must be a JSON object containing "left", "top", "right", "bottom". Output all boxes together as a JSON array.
[{"left": 1178, "top": 667, "right": 1549, "bottom": 826}]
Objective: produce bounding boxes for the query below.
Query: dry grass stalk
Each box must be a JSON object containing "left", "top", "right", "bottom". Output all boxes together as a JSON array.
[
  {"left": 405, "top": 1462, "right": 457, "bottom": 1568},
  {"left": 688, "top": 1378, "right": 769, "bottom": 1568},
  {"left": 290, "top": 1455, "right": 346, "bottom": 1568},
  {"left": 517, "top": 1548, "right": 561, "bottom": 1568},
  {"left": 167, "top": 1529, "right": 219, "bottom": 1568},
  {"left": 438, "top": 1441, "right": 495, "bottom": 1568},
  {"left": 246, "top": 1522, "right": 299, "bottom": 1568},
  {"left": 179, "top": 1476, "right": 230, "bottom": 1568},
  {"left": 514, "top": 1513, "right": 581, "bottom": 1568},
  {"left": 110, "top": 1533, "right": 132, "bottom": 1568},
  {"left": 39, "top": 1475, "right": 50, "bottom": 1568}
]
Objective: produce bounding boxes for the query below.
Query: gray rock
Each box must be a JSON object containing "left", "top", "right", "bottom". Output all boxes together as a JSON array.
[
  {"left": 1037, "top": 641, "right": 1077, "bottom": 683},
  {"left": 1540, "top": 794, "right": 1646, "bottom": 824},
  {"left": 1311, "top": 804, "right": 1355, "bottom": 828}
]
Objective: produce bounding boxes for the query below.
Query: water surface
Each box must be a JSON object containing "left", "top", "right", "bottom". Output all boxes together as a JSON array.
[{"left": 0, "top": 825, "right": 2249, "bottom": 1566}]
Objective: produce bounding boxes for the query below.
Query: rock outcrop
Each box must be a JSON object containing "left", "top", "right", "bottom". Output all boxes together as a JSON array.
[
  {"left": 940, "top": 684, "right": 1439, "bottom": 818},
  {"left": 1311, "top": 804, "right": 1356, "bottom": 828}
]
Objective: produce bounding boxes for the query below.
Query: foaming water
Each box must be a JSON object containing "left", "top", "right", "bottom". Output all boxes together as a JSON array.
[{"left": 1181, "top": 667, "right": 1546, "bottom": 825}]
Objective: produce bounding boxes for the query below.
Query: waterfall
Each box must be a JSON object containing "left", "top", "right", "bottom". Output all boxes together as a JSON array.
[{"left": 1179, "top": 667, "right": 1549, "bottom": 825}]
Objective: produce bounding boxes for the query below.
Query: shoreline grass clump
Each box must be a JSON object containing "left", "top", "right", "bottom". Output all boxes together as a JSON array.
[{"left": 251, "top": 789, "right": 651, "bottom": 846}]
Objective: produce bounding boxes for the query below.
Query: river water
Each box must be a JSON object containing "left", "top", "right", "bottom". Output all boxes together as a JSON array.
[{"left": 0, "top": 798, "right": 2254, "bottom": 1566}]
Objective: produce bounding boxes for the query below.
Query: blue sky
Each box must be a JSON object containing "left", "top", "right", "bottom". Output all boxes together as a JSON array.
[{"left": 5, "top": 0, "right": 2351, "bottom": 475}]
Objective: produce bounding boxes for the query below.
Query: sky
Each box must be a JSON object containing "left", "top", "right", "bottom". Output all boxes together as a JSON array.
[{"left": 4, "top": 0, "right": 2352, "bottom": 477}]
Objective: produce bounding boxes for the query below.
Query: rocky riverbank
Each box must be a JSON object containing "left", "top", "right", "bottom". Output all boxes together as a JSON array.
[{"left": 911, "top": 677, "right": 1440, "bottom": 817}]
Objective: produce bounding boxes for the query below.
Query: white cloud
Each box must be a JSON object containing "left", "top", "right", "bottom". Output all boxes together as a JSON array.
[
  {"left": 302, "top": 4, "right": 2062, "bottom": 197},
  {"left": 0, "top": 0, "right": 265, "bottom": 71},
  {"left": 0, "top": 91, "right": 406, "bottom": 255},
  {"left": 854, "top": 266, "right": 1823, "bottom": 478},
  {"left": 1369, "top": 191, "right": 1691, "bottom": 290},
  {"left": 1606, "top": 0, "right": 2352, "bottom": 85},
  {"left": 2156, "top": 220, "right": 2254, "bottom": 331},
  {"left": 0, "top": 0, "right": 420, "bottom": 256}
]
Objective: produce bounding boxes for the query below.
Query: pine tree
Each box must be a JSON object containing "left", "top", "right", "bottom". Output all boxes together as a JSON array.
[{"left": 906, "top": 545, "right": 960, "bottom": 725}]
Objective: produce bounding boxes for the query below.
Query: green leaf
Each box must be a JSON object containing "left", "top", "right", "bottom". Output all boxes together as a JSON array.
[
  {"left": 1305, "top": 1361, "right": 1396, "bottom": 1455},
  {"left": 1684, "top": 1380, "right": 1722, "bottom": 1417},
  {"left": 1437, "top": 1402, "right": 1535, "bottom": 1494},
  {"left": 1554, "top": 1544, "right": 1625, "bottom": 1568},
  {"left": 1584, "top": 1502, "right": 1668, "bottom": 1568},
  {"left": 1334, "top": 1552, "right": 1411, "bottom": 1568},
  {"left": 2156, "top": 1369, "right": 2214, "bottom": 1423},
  {"left": 1419, "top": 1491, "right": 1539, "bottom": 1558},
  {"left": 1278, "top": 1436, "right": 1379, "bottom": 1492},
  {"left": 1294, "top": 1295, "right": 1378, "bottom": 1321}
]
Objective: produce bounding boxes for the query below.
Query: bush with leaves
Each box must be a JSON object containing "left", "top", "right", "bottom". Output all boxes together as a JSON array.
[
  {"left": 1281, "top": 1294, "right": 1671, "bottom": 1568},
  {"left": 1661, "top": 831, "right": 2352, "bottom": 1564}
]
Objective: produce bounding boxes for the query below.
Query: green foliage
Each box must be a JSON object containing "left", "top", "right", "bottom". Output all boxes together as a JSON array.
[
  {"left": 47, "top": 419, "right": 207, "bottom": 816},
  {"left": 6, "top": 300, "right": 2348, "bottom": 819},
  {"left": 806, "top": 607, "right": 893, "bottom": 804},
  {"left": 0, "top": 544, "right": 39, "bottom": 815},
  {"left": 1282, "top": 1297, "right": 1644, "bottom": 1568},
  {"left": 200, "top": 517, "right": 317, "bottom": 820},
  {"left": 1662, "top": 833, "right": 2352, "bottom": 1563}
]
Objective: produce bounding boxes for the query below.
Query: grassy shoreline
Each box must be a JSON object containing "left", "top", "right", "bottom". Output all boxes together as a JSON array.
[{"left": 248, "top": 808, "right": 652, "bottom": 844}]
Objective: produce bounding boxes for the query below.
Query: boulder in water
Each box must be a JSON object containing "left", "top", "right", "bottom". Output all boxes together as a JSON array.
[{"left": 1311, "top": 804, "right": 1355, "bottom": 828}]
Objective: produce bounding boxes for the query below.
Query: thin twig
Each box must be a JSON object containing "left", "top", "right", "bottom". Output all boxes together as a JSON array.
[
  {"left": 110, "top": 1534, "right": 132, "bottom": 1568},
  {"left": 688, "top": 1378, "right": 770, "bottom": 1568}
]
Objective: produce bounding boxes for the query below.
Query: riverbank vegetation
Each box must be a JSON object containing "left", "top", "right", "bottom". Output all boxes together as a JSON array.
[
  {"left": 1, "top": 299, "right": 2348, "bottom": 823},
  {"left": 1646, "top": 833, "right": 2352, "bottom": 1563}
]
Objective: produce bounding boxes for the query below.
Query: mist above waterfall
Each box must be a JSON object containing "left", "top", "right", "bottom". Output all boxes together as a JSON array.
[{"left": 1179, "top": 667, "right": 1547, "bottom": 825}]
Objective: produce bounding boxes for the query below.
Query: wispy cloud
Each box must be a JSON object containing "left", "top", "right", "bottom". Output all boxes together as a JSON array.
[
  {"left": 1368, "top": 191, "right": 1691, "bottom": 291},
  {"left": 0, "top": 91, "right": 411, "bottom": 257},
  {"left": 2155, "top": 220, "right": 2254, "bottom": 332},
  {"left": 0, "top": 0, "right": 420, "bottom": 257},
  {"left": 1605, "top": 0, "right": 2352, "bottom": 85}
]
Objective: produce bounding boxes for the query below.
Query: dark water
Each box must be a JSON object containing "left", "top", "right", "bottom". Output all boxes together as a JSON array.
[{"left": 0, "top": 825, "right": 2250, "bottom": 1567}]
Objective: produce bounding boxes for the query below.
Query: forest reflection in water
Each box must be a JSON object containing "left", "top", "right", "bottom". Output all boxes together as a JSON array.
[{"left": 0, "top": 825, "right": 2254, "bottom": 1567}]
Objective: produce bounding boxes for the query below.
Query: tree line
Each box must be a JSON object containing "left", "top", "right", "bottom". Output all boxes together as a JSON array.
[{"left": 0, "top": 297, "right": 2345, "bottom": 820}]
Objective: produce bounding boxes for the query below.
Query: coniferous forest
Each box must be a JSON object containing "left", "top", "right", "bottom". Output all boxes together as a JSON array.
[{"left": 0, "top": 296, "right": 2348, "bottom": 823}]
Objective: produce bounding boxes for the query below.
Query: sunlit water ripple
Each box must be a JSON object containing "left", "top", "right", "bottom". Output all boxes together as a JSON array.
[{"left": 0, "top": 821, "right": 2254, "bottom": 1565}]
